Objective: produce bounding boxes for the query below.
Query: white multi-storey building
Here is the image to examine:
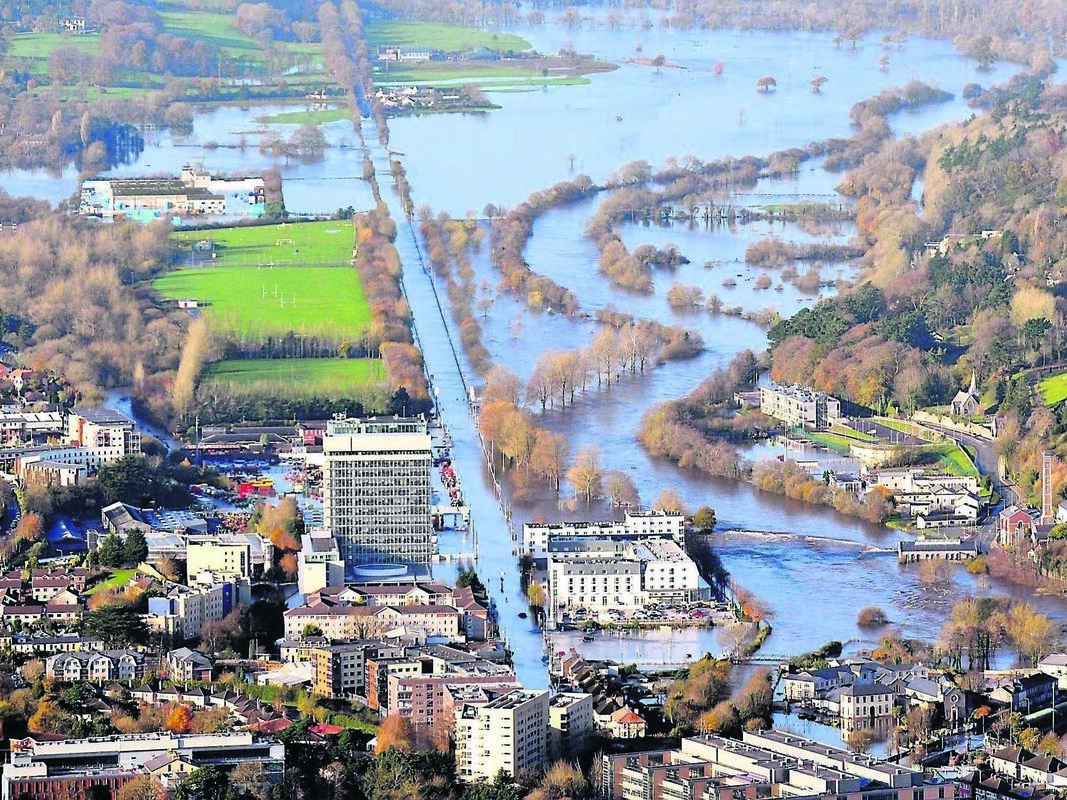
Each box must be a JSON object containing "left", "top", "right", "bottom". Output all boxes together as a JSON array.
[
  {"left": 549, "top": 692, "right": 594, "bottom": 760},
  {"left": 186, "top": 534, "right": 265, "bottom": 579},
  {"left": 759, "top": 383, "right": 841, "bottom": 430},
  {"left": 545, "top": 534, "right": 704, "bottom": 627},
  {"left": 297, "top": 529, "right": 346, "bottom": 596},
  {"left": 523, "top": 510, "right": 686, "bottom": 560},
  {"left": 66, "top": 407, "right": 141, "bottom": 467},
  {"left": 146, "top": 572, "right": 251, "bottom": 641},
  {"left": 322, "top": 417, "right": 433, "bottom": 573},
  {"left": 455, "top": 689, "right": 549, "bottom": 782}
]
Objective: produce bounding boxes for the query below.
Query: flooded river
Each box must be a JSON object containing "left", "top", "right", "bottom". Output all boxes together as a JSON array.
[{"left": 7, "top": 19, "right": 1066, "bottom": 686}]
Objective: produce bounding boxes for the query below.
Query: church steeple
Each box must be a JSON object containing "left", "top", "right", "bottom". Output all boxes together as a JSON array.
[{"left": 968, "top": 369, "right": 977, "bottom": 396}]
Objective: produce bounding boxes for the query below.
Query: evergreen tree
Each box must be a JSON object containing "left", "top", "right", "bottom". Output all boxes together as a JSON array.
[
  {"left": 123, "top": 528, "right": 149, "bottom": 565},
  {"left": 97, "top": 531, "right": 125, "bottom": 568}
]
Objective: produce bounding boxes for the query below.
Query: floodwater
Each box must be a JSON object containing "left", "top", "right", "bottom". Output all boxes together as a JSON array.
[
  {"left": 0, "top": 104, "right": 377, "bottom": 215},
  {"left": 9, "top": 18, "right": 1066, "bottom": 687}
]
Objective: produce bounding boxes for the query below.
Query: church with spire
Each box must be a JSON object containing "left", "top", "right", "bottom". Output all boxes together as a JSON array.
[{"left": 951, "top": 370, "right": 981, "bottom": 416}]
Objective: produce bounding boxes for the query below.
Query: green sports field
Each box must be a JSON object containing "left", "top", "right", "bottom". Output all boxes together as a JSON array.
[
  {"left": 172, "top": 220, "right": 354, "bottom": 266},
  {"left": 201, "top": 359, "right": 387, "bottom": 401},
  {"left": 154, "top": 265, "right": 369, "bottom": 341}
]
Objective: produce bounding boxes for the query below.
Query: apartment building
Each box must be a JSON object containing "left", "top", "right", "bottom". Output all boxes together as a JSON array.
[
  {"left": 546, "top": 534, "right": 704, "bottom": 627},
  {"left": 523, "top": 511, "right": 686, "bottom": 560},
  {"left": 46, "top": 650, "right": 144, "bottom": 683},
  {"left": 758, "top": 383, "right": 841, "bottom": 430},
  {"left": 0, "top": 411, "right": 64, "bottom": 445},
  {"left": 3, "top": 732, "right": 284, "bottom": 800},
  {"left": 310, "top": 640, "right": 404, "bottom": 699},
  {"left": 322, "top": 417, "right": 433, "bottom": 572},
  {"left": 146, "top": 573, "right": 250, "bottom": 641},
  {"left": 66, "top": 407, "right": 141, "bottom": 467},
  {"left": 455, "top": 690, "right": 550, "bottom": 782},
  {"left": 387, "top": 657, "right": 517, "bottom": 727},
  {"left": 602, "top": 730, "right": 949, "bottom": 800},
  {"left": 283, "top": 603, "right": 384, "bottom": 642},
  {"left": 187, "top": 535, "right": 257, "bottom": 579},
  {"left": 549, "top": 692, "right": 594, "bottom": 760}
]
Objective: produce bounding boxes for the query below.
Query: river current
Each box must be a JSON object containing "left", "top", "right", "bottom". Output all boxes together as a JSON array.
[{"left": 5, "top": 17, "right": 1066, "bottom": 687}]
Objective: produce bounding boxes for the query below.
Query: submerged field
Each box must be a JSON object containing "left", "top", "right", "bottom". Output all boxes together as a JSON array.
[{"left": 202, "top": 359, "right": 387, "bottom": 404}]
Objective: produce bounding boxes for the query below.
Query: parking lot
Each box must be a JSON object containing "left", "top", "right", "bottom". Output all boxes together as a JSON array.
[{"left": 564, "top": 600, "right": 735, "bottom": 628}]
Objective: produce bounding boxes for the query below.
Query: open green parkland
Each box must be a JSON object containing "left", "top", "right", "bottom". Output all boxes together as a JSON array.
[
  {"left": 1039, "top": 371, "right": 1067, "bottom": 406},
  {"left": 172, "top": 220, "right": 355, "bottom": 266},
  {"left": 201, "top": 359, "right": 387, "bottom": 403},
  {"left": 158, "top": 222, "right": 370, "bottom": 341},
  {"left": 364, "top": 20, "right": 532, "bottom": 54},
  {"left": 4, "top": 7, "right": 325, "bottom": 97}
]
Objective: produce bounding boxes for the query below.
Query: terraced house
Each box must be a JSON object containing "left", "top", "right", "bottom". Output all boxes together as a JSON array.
[{"left": 45, "top": 650, "right": 144, "bottom": 683}]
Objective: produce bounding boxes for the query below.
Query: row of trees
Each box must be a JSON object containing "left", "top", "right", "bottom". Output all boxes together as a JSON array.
[
  {"left": 419, "top": 212, "right": 493, "bottom": 375},
  {"left": 938, "top": 597, "right": 1059, "bottom": 671},
  {"left": 487, "top": 179, "right": 594, "bottom": 315}
]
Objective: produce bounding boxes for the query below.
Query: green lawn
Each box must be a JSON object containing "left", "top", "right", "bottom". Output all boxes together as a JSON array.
[
  {"left": 924, "top": 442, "right": 980, "bottom": 478},
  {"left": 253, "top": 107, "right": 350, "bottom": 125},
  {"left": 159, "top": 10, "right": 322, "bottom": 67},
  {"left": 173, "top": 220, "right": 354, "bottom": 266},
  {"left": 202, "top": 358, "right": 387, "bottom": 401},
  {"left": 154, "top": 265, "right": 369, "bottom": 341},
  {"left": 365, "top": 20, "right": 531, "bottom": 53},
  {"left": 829, "top": 423, "right": 878, "bottom": 443},
  {"left": 8, "top": 32, "right": 101, "bottom": 59},
  {"left": 875, "top": 417, "right": 928, "bottom": 438},
  {"left": 797, "top": 430, "right": 856, "bottom": 453},
  {"left": 86, "top": 569, "right": 137, "bottom": 596},
  {"left": 1039, "top": 372, "right": 1067, "bottom": 406}
]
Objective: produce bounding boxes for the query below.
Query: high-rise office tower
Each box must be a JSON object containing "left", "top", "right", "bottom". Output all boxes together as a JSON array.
[{"left": 322, "top": 417, "right": 433, "bottom": 573}]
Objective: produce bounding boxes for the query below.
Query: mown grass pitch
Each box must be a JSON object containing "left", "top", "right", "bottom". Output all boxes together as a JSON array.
[
  {"left": 172, "top": 220, "right": 354, "bottom": 266},
  {"left": 154, "top": 265, "right": 369, "bottom": 341},
  {"left": 201, "top": 358, "right": 387, "bottom": 402}
]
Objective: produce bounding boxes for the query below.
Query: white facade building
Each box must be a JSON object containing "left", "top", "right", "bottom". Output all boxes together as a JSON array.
[
  {"left": 297, "top": 529, "right": 346, "bottom": 596},
  {"left": 759, "top": 384, "right": 841, "bottom": 429},
  {"left": 523, "top": 510, "right": 685, "bottom": 560},
  {"left": 146, "top": 572, "right": 251, "bottom": 641},
  {"left": 186, "top": 534, "right": 262, "bottom": 579},
  {"left": 545, "top": 535, "right": 704, "bottom": 627},
  {"left": 323, "top": 417, "right": 433, "bottom": 573},
  {"left": 455, "top": 689, "right": 549, "bottom": 782},
  {"left": 66, "top": 407, "right": 141, "bottom": 468},
  {"left": 549, "top": 692, "right": 594, "bottom": 760}
]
